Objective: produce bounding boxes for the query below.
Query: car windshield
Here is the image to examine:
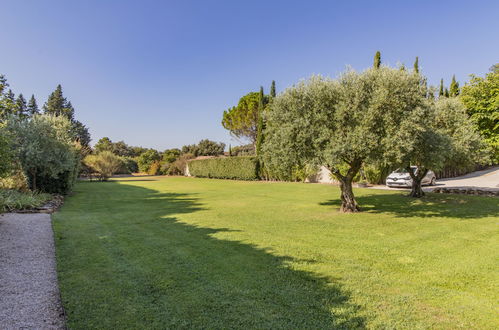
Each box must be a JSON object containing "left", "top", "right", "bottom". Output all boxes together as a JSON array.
[{"left": 394, "top": 168, "right": 408, "bottom": 174}]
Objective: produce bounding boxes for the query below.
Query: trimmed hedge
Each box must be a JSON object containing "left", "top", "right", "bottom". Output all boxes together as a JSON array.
[{"left": 188, "top": 157, "right": 259, "bottom": 180}]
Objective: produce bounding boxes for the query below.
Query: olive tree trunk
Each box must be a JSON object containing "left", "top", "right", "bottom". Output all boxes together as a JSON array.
[
  {"left": 331, "top": 159, "right": 362, "bottom": 212},
  {"left": 338, "top": 177, "right": 360, "bottom": 212},
  {"left": 407, "top": 166, "right": 428, "bottom": 198}
]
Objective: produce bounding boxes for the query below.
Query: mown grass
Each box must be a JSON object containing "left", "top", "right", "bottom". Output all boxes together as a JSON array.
[
  {"left": 53, "top": 177, "right": 499, "bottom": 329},
  {"left": 0, "top": 189, "right": 51, "bottom": 212}
]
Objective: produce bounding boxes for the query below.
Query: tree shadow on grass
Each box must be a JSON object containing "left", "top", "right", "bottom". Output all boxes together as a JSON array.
[
  {"left": 320, "top": 191, "right": 499, "bottom": 219},
  {"left": 56, "top": 181, "right": 365, "bottom": 329}
]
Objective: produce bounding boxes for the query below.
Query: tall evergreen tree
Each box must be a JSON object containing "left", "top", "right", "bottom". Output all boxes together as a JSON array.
[
  {"left": 439, "top": 79, "right": 444, "bottom": 97},
  {"left": 15, "top": 93, "right": 28, "bottom": 118},
  {"left": 43, "top": 84, "right": 74, "bottom": 119},
  {"left": 3, "top": 89, "right": 16, "bottom": 115},
  {"left": 27, "top": 95, "right": 39, "bottom": 115},
  {"left": 413, "top": 56, "right": 419, "bottom": 73},
  {"left": 444, "top": 88, "right": 450, "bottom": 98},
  {"left": 256, "top": 86, "right": 265, "bottom": 156},
  {"left": 270, "top": 80, "right": 276, "bottom": 98},
  {"left": 449, "top": 75, "right": 460, "bottom": 96},
  {"left": 374, "top": 51, "right": 381, "bottom": 68}
]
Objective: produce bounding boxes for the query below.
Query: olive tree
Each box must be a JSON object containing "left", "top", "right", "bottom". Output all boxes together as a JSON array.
[
  {"left": 386, "top": 97, "right": 484, "bottom": 197},
  {"left": 263, "top": 67, "right": 426, "bottom": 212},
  {"left": 6, "top": 114, "right": 79, "bottom": 192}
]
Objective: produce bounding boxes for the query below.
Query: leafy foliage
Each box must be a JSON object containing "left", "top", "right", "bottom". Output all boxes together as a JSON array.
[
  {"left": 0, "top": 124, "right": 13, "bottom": 177},
  {"left": 263, "top": 68, "right": 427, "bottom": 211},
  {"left": 181, "top": 139, "right": 225, "bottom": 157},
  {"left": 222, "top": 92, "right": 269, "bottom": 144},
  {"left": 0, "top": 189, "right": 51, "bottom": 212},
  {"left": 6, "top": 114, "right": 80, "bottom": 193},
  {"left": 460, "top": 66, "right": 499, "bottom": 162},
  {"left": 188, "top": 157, "right": 259, "bottom": 180},
  {"left": 137, "top": 149, "right": 161, "bottom": 173},
  {"left": 84, "top": 151, "right": 123, "bottom": 181}
]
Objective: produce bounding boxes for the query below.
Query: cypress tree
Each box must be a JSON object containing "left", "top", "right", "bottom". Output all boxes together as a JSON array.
[
  {"left": 439, "top": 79, "right": 444, "bottom": 97},
  {"left": 449, "top": 75, "right": 460, "bottom": 96},
  {"left": 374, "top": 51, "right": 381, "bottom": 69},
  {"left": 27, "top": 95, "right": 39, "bottom": 115},
  {"left": 399, "top": 63, "right": 406, "bottom": 71},
  {"left": 229, "top": 144, "right": 232, "bottom": 157},
  {"left": 270, "top": 80, "right": 276, "bottom": 98},
  {"left": 15, "top": 93, "right": 28, "bottom": 117},
  {"left": 256, "top": 86, "right": 265, "bottom": 156},
  {"left": 413, "top": 56, "right": 419, "bottom": 73},
  {"left": 444, "top": 88, "right": 450, "bottom": 98}
]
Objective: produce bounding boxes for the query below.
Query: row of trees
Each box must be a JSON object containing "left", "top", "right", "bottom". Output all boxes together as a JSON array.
[
  {"left": 221, "top": 53, "right": 496, "bottom": 212},
  {"left": 0, "top": 74, "right": 90, "bottom": 193},
  {"left": 84, "top": 137, "right": 226, "bottom": 179}
]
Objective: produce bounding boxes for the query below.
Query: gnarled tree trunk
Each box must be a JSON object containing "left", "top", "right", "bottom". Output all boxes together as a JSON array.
[
  {"left": 407, "top": 166, "right": 428, "bottom": 198},
  {"left": 331, "top": 159, "right": 363, "bottom": 212},
  {"left": 338, "top": 177, "right": 360, "bottom": 212}
]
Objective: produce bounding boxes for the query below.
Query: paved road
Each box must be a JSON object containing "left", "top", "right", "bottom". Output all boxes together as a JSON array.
[
  {"left": 434, "top": 166, "right": 499, "bottom": 189},
  {"left": 0, "top": 213, "right": 65, "bottom": 329},
  {"left": 369, "top": 166, "right": 499, "bottom": 191}
]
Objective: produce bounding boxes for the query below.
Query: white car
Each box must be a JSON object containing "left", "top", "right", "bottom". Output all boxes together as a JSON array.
[{"left": 386, "top": 167, "right": 436, "bottom": 188}]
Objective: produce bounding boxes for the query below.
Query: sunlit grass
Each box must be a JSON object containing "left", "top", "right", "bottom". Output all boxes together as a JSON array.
[{"left": 53, "top": 177, "right": 499, "bottom": 329}]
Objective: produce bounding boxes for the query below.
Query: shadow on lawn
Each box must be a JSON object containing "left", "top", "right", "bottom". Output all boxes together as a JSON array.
[
  {"left": 59, "top": 181, "right": 365, "bottom": 329},
  {"left": 320, "top": 191, "right": 499, "bottom": 219}
]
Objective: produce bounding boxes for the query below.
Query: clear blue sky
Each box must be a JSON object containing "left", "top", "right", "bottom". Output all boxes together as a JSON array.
[{"left": 1, "top": 0, "right": 498, "bottom": 150}]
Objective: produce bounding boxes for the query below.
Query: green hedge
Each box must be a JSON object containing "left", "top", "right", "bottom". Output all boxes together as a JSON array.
[{"left": 188, "top": 157, "right": 259, "bottom": 180}]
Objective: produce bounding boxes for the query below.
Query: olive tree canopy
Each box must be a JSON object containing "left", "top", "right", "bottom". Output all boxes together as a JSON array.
[{"left": 263, "top": 67, "right": 427, "bottom": 212}]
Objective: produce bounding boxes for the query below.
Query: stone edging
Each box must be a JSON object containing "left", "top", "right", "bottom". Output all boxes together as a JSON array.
[{"left": 430, "top": 187, "right": 499, "bottom": 197}]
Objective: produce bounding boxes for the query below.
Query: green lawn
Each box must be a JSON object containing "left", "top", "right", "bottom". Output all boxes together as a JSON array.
[{"left": 53, "top": 177, "right": 499, "bottom": 329}]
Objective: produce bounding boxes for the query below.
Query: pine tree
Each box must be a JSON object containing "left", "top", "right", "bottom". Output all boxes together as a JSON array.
[
  {"left": 3, "top": 89, "right": 16, "bottom": 114},
  {"left": 449, "top": 75, "right": 460, "bottom": 96},
  {"left": 43, "top": 84, "right": 73, "bottom": 120},
  {"left": 256, "top": 86, "right": 265, "bottom": 156},
  {"left": 270, "top": 80, "right": 276, "bottom": 98},
  {"left": 439, "top": 79, "right": 444, "bottom": 97},
  {"left": 413, "top": 56, "right": 419, "bottom": 73},
  {"left": 27, "top": 95, "right": 39, "bottom": 115},
  {"left": 374, "top": 51, "right": 381, "bottom": 69},
  {"left": 15, "top": 93, "right": 28, "bottom": 118}
]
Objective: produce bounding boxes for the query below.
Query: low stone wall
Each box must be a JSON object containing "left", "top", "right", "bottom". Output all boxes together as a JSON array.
[{"left": 431, "top": 187, "right": 499, "bottom": 197}]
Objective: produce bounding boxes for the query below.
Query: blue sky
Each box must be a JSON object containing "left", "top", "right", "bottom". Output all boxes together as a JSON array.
[{"left": 1, "top": 0, "right": 498, "bottom": 150}]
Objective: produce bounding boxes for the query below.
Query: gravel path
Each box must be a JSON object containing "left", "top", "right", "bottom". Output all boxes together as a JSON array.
[{"left": 0, "top": 213, "right": 65, "bottom": 329}]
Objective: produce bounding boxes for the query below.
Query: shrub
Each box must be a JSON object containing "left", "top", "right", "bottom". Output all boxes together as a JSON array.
[
  {"left": 147, "top": 161, "right": 162, "bottom": 175},
  {"left": 0, "top": 166, "right": 30, "bottom": 191},
  {"left": 162, "top": 153, "right": 194, "bottom": 175},
  {"left": 0, "top": 189, "right": 51, "bottom": 212},
  {"left": 188, "top": 157, "right": 259, "bottom": 180},
  {"left": 0, "top": 125, "right": 13, "bottom": 178},
  {"left": 6, "top": 115, "right": 80, "bottom": 194},
  {"left": 83, "top": 151, "right": 122, "bottom": 181},
  {"left": 137, "top": 149, "right": 161, "bottom": 173},
  {"left": 115, "top": 157, "right": 138, "bottom": 174}
]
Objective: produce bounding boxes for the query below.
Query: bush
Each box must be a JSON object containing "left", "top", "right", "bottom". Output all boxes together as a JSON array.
[
  {"left": 162, "top": 153, "right": 194, "bottom": 175},
  {"left": 6, "top": 115, "right": 80, "bottom": 194},
  {"left": 188, "top": 157, "right": 259, "bottom": 180},
  {"left": 0, "top": 189, "right": 51, "bottom": 212},
  {"left": 115, "top": 157, "right": 138, "bottom": 174},
  {"left": 84, "top": 151, "right": 122, "bottom": 181},
  {"left": 137, "top": 149, "right": 161, "bottom": 173},
  {"left": 148, "top": 161, "right": 162, "bottom": 175}
]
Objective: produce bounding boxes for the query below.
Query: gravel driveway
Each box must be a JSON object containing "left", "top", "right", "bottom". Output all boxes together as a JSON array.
[{"left": 0, "top": 213, "right": 65, "bottom": 329}]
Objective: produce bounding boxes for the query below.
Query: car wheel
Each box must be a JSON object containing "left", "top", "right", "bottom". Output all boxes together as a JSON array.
[{"left": 430, "top": 177, "right": 436, "bottom": 186}]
